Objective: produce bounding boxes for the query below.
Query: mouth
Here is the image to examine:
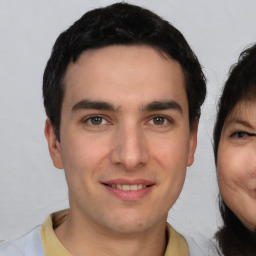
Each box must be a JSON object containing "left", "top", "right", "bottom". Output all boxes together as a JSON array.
[
  {"left": 101, "top": 180, "right": 155, "bottom": 200},
  {"left": 103, "top": 183, "right": 152, "bottom": 191}
]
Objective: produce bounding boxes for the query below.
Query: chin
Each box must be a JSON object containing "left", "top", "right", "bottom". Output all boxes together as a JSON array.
[{"left": 105, "top": 214, "right": 157, "bottom": 234}]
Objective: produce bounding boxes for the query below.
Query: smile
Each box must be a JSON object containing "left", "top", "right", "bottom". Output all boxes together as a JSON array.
[
  {"left": 109, "top": 184, "right": 147, "bottom": 191},
  {"left": 102, "top": 180, "right": 154, "bottom": 200}
]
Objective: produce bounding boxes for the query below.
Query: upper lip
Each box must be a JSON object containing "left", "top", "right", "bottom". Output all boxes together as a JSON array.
[{"left": 101, "top": 179, "right": 155, "bottom": 186}]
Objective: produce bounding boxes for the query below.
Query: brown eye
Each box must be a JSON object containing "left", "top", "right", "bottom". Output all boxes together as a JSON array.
[
  {"left": 236, "top": 132, "right": 246, "bottom": 138},
  {"left": 230, "top": 131, "right": 255, "bottom": 138},
  {"left": 90, "top": 116, "right": 103, "bottom": 125},
  {"left": 152, "top": 116, "right": 166, "bottom": 125},
  {"left": 82, "top": 115, "right": 111, "bottom": 131}
]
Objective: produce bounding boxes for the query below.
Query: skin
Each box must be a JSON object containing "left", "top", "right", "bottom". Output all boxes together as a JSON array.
[
  {"left": 218, "top": 101, "right": 256, "bottom": 232},
  {"left": 45, "top": 45, "right": 197, "bottom": 256}
]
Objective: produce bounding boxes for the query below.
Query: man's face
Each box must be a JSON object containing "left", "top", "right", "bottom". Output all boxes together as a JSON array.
[{"left": 46, "top": 45, "right": 197, "bottom": 234}]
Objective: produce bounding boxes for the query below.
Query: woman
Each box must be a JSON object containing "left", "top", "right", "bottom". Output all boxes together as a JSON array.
[{"left": 214, "top": 44, "right": 256, "bottom": 255}]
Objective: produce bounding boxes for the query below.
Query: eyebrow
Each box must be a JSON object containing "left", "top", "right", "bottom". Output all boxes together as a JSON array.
[
  {"left": 71, "top": 99, "right": 183, "bottom": 114},
  {"left": 226, "top": 118, "right": 254, "bottom": 129},
  {"left": 143, "top": 100, "right": 183, "bottom": 114},
  {"left": 72, "top": 100, "right": 116, "bottom": 112}
]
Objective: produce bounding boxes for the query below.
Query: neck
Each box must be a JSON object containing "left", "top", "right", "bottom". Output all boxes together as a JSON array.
[{"left": 54, "top": 209, "right": 167, "bottom": 256}]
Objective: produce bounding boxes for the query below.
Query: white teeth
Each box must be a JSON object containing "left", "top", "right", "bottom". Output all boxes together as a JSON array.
[
  {"left": 110, "top": 184, "right": 147, "bottom": 191},
  {"left": 122, "top": 185, "right": 130, "bottom": 191},
  {"left": 130, "top": 184, "right": 138, "bottom": 191}
]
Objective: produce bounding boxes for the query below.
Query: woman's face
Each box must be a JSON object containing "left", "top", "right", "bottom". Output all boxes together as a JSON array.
[{"left": 217, "top": 100, "right": 256, "bottom": 232}]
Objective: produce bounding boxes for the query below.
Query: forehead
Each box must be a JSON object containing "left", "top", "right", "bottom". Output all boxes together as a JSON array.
[
  {"left": 227, "top": 100, "right": 256, "bottom": 120},
  {"left": 222, "top": 100, "right": 256, "bottom": 131},
  {"left": 63, "top": 45, "right": 187, "bottom": 110}
]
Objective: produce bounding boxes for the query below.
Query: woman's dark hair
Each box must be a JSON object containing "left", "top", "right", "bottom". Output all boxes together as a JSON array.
[
  {"left": 213, "top": 44, "right": 256, "bottom": 255},
  {"left": 43, "top": 2, "right": 206, "bottom": 141}
]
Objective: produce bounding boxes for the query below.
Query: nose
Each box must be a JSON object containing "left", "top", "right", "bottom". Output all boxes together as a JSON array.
[{"left": 109, "top": 124, "right": 149, "bottom": 170}]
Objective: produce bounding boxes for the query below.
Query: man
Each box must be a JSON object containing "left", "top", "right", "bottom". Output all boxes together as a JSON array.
[{"left": 0, "top": 3, "right": 209, "bottom": 255}]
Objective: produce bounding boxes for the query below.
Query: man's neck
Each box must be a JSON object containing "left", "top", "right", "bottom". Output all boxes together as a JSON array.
[{"left": 54, "top": 210, "right": 167, "bottom": 256}]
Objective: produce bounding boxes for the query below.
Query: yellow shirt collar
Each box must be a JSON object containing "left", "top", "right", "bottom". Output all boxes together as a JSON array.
[{"left": 41, "top": 210, "right": 189, "bottom": 256}]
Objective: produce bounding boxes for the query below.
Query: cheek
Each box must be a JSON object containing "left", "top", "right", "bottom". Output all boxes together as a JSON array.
[
  {"left": 60, "top": 134, "right": 110, "bottom": 177},
  {"left": 152, "top": 136, "right": 188, "bottom": 191},
  {"left": 217, "top": 149, "right": 239, "bottom": 189},
  {"left": 152, "top": 136, "right": 189, "bottom": 167},
  {"left": 217, "top": 145, "right": 254, "bottom": 194}
]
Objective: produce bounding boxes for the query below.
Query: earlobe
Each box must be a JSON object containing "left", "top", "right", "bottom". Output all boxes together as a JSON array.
[
  {"left": 187, "top": 120, "right": 198, "bottom": 167},
  {"left": 44, "top": 119, "right": 64, "bottom": 169}
]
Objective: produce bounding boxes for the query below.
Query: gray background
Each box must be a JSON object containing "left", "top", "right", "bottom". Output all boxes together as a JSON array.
[{"left": 1, "top": 0, "right": 256, "bottom": 241}]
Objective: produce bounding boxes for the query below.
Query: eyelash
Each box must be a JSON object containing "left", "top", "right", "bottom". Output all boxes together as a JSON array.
[
  {"left": 147, "top": 115, "right": 174, "bottom": 126},
  {"left": 82, "top": 115, "right": 110, "bottom": 126},
  {"left": 230, "top": 131, "right": 256, "bottom": 139},
  {"left": 82, "top": 114, "right": 173, "bottom": 126}
]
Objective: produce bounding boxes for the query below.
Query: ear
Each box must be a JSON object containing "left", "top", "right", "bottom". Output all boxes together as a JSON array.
[
  {"left": 44, "top": 119, "right": 63, "bottom": 169},
  {"left": 187, "top": 119, "right": 198, "bottom": 167}
]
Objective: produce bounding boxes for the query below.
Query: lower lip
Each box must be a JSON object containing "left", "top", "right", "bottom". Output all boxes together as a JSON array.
[{"left": 103, "top": 185, "right": 154, "bottom": 201}]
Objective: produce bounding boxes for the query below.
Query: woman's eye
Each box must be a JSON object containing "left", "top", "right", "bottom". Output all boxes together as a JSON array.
[
  {"left": 231, "top": 131, "right": 253, "bottom": 139},
  {"left": 234, "top": 132, "right": 246, "bottom": 138}
]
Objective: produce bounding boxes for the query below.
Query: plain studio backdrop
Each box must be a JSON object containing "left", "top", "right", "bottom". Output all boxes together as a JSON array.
[{"left": 1, "top": 0, "right": 256, "bottom": 241}]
